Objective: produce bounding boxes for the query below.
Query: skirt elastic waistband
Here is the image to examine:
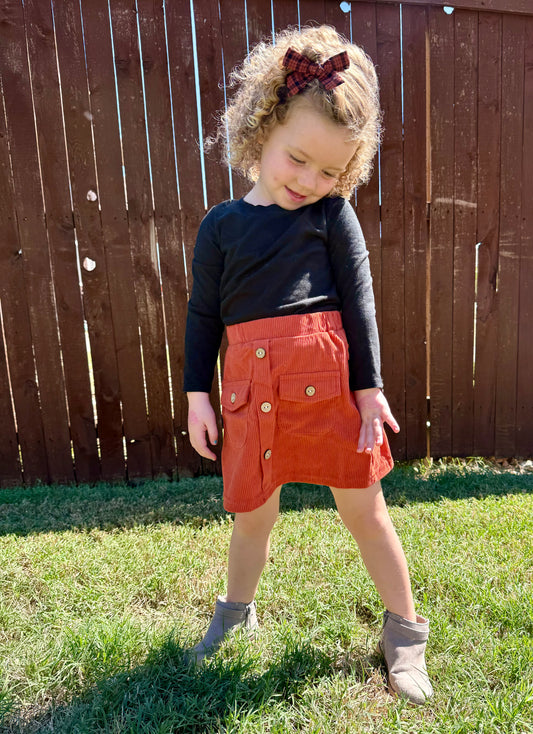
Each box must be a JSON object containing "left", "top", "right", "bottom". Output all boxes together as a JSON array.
[{"left": 226, "top": 311, "right": 343, "bottom": 345}]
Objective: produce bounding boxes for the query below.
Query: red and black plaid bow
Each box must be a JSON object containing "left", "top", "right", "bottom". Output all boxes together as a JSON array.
[{"left": 282, "top": 47, "right": 350, "bottom": 97}]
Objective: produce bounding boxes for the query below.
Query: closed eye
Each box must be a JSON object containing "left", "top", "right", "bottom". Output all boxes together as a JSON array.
[{"left": 289, "top": 154, "right": 305, "bottom": 164}]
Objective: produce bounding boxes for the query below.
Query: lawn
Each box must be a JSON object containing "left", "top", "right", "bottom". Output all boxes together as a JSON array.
[{"left": 0, "top": 459, "right": 532, "bottom": 733}]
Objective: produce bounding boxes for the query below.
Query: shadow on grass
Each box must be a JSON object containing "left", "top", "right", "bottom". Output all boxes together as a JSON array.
[
  {"left": 0, "top": 463, "right": 531, "bottom": 537},
  {"left": 1, "top": 636, "right": 368, "bottom": 733}
]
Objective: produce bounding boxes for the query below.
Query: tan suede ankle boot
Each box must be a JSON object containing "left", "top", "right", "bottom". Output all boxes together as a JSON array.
[
  {"left": 379, "top": 610, "right": 434, "bottom": 705},
  {"left": 187, "top": 596, "right": 258, "bottom": 665}
]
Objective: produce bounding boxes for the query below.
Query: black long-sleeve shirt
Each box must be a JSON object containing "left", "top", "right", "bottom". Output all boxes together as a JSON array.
[{"left": 183, "top": 196, "right": 382, "bottom": 393}]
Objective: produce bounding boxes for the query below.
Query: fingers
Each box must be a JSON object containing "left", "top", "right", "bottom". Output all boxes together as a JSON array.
[
  {"left": 384, "top": 410, "right": 400, "bottom": 434},
  {"left": 357, "top": 417, "right": 382, "bottom": 453},
  {"left": 357, "top": 413, "right": 400, "bottom": 453},
  {"left": 188, "top": 419, "right": 218, "bottom": 461},
  {"left": 191, "top": 430, "right": 218, "bottom": 461}
]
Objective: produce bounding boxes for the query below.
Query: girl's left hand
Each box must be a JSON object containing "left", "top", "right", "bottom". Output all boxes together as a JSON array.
[{"left": 353, "top": 387, "right": 400, "bottom": 453}]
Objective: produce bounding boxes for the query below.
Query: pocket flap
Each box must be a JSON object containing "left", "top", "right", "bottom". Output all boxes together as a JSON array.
[
  {"left": 221, "top": 380, "right": 250, "bottom": 411},
  {"left": 278, "top": 371, "right": 341, "bottom": 403}
]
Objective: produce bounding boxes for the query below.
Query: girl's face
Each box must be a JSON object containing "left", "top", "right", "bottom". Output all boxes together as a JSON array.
[{"left": 245, "top": 100, "right": 357, "bottom": 209}]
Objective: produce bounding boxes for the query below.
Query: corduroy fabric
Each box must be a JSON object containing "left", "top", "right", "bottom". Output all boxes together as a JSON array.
[{"left": 221, "top": 312, "right": 393, "bottom": 513}]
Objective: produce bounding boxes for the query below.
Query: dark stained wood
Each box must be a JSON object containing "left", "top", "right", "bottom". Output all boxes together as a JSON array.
[
  {"left": 495, "top": 14, "right": 524, "bottom": 456},
  {"left": 351, "top": 3, "right": 382, "bottom": 335},
  {"left": 194, "top": 0, "right": 231, "bottom": 209},
  {"left": 350, "top": 0, "right": 532, "bottom": 16},
  {"left": 162, "top": 0, "right": 205, "bottom": 476},
  {"left": 324, "top": 0, "right": 352, "bottom": 39},
  {"left": 299, "top": 0, "right": 327, "bottom": 27},
  {"left": 246, "top": 0, "right": 273, "bottom": 47},
  {"left": 3, "top": 0, "right": 533, "bottom": 491},
  {"left": 24, "top": 0, "right": 100, "bottom": 482},
  {"left": 402, "top": 5, "right": 428, "bottom": 459},
  {"left": 0, "top": 0, "right": 73, "bottom": 482},
  {"left": 272, "top": 0, "right": 299, "bottom": 33},
  {"left": 0, "top": 309, "right": 20, "bottom": 484},
  {"left": 0, "top": 82, "right": 27, "bottom": 486},
  {"left": 81, "top": 0, "right": 151, "bottom": 479},
  {"left": 451, "top": 10, "right": 477, "bottom": 456},
  {"left": 53, "top": 0, "right": 125, "bottom": 479},
  {"left": 219, "top": 0, "right": 250, "bottom": 201},
  {"left": 376, "top": 4, "right": 406, "bottom": 459},
  {"left": 473, "top": 12, "right": 501, "bottom": 456},
  {"left": 194, "top": 0, "right": 231, "bottom": 475},
  {"left": 516, "top": 17, "right": 533, "bottom": 457},
  {"left": 428, "top": 6, "right": 454, "bottom": 457},
  {"left": 110, "top": 0, "right": 176, "bottom": 477}
]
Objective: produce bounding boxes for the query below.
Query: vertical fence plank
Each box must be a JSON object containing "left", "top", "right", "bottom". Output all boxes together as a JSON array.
[
  {"left": 53, "top": 0, "right": 125, "bottom": 479},
  {"left": 246, "top": 0, "right": 273, "bottom": 46},
  {"left": 474, "top": 12, "right": 501, "bottom": 456},
  {"left": 402, "top": 5, "right": 428, "bottom": 458},
  {"left": 298, "top": 0, "right": 326, "bottom": 27},
  {"left": 219, "top": 0, "right": 249, "bottom": 201},
  {"left": 429, "top": 6, "right": 454, "bottom": 457},
  {"left": 452, "top": 10, "right": 478, "bottom": 456},
  {"left": 81, "top": 0, "right": 151, "bottom": 479},
  {"left": 272, "top": 0, "right": 299, "bottom": 32},
  {"left": 111, "top": 1, "right": 176, "bottom": 477},
  {"left": 351, "top": 3, "right": 382, "bottom": 336},
  {"left": 194, "top": 0, "right": 230, "bottom": 209},
  {"left": 376, "top": 4, "right": 406, "bottom": 458},
  {"left": 0, "top": 87, "right": 26, "bottom": 486},
  {"left": 163, "top": 0, "right": 205, "bottom": 476},
  {"left": 0, "top": 0, "right": 73, "bottom": 483},
  {"left": 137, "top": 0, "right": 196, "bottom": 477},
  {"left": 24, "top": 0, "right": 100, "bottom": 482},
  {"left": 516, "top": 17, "right": 533, "bottom": 457},
  {"left": 0, "top": 307, "right": 19, "bottom": 484},
  {"left": 495, "top": 14, "right": 524, "bottom": 457},
  {"left": 324, "top": 0, "right": 351, "bottom": 38},
  {"left": 194, "top": 0, "right": 232, "bottom": 475}
]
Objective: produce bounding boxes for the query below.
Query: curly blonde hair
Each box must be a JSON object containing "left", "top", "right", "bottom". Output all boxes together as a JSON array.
[{"left": 212, "top": 25, "right": 381, "bottom": 198}]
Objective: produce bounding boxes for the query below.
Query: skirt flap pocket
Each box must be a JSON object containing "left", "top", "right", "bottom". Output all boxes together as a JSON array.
[
  {"left": 279, "top": 371, "right": 341, "bottom": 403},
  {"left": 221, "top": 380, "right": 251, "bottom": 411}
]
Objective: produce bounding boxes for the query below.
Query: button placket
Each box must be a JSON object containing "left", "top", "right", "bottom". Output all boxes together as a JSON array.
[{"left": 253, "top": 342, "right": 275, "bottom": 485}]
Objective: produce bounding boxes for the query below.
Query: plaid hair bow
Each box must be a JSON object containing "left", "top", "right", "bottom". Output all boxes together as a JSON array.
[{"left": 282, "top": 47, "right": 350, "bottom": 98}]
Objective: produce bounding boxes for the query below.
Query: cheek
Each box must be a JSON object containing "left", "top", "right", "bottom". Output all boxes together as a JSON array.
[{"left": 318, "top": 179, "right": 337, "bottom": 197}]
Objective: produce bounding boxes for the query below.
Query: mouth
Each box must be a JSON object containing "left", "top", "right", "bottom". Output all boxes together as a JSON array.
[{"left": 285, "top": 187, "right": 307, "bottom": 203}]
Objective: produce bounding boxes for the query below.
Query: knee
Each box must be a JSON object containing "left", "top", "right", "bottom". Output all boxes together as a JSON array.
[
  {"left": 233, "top": 510, "right": 277, "bottom": 540},
  {"left": 344, "top": 505, "right": 393, "bottom": 542}
]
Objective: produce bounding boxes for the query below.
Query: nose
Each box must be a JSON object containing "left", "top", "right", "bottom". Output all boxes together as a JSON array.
[{"left": 297, "top": 168, "right": 318, "bottom": 194}]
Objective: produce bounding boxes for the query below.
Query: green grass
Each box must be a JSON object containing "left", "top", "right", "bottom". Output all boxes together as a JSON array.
[{"left": 0, "top": 459, "right": 532, "bottom": 732}]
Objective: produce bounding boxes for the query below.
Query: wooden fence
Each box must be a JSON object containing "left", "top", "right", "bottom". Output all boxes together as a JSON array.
[{"left": 0, "top": 0, "right": 531, "bottom": 487}]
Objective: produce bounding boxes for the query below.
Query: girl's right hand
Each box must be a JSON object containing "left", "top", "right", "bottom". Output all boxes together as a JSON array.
[{"left": 187, "top": 392, "right": 219, "bottom": 460}]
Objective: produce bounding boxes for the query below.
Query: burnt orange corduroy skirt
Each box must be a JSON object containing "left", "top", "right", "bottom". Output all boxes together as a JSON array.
[{"left": 221, "top": 311, "right": 394, "bottom": 513}]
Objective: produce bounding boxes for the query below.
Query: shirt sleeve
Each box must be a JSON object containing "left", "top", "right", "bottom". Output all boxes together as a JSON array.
[
  {"left": 326, "top": 198, "right": 383, "bottom": 391},
  {"left": 183, "top": 211, "right": 225, "bottom": 392}
]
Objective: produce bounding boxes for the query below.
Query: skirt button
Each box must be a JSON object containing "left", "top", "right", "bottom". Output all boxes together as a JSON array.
[
  {"left": 255, "top": 347, "right": 266, "bottom": 359},
  {"left": 260, "top": 401, "right": 272, "bottom": 413},
  {"left": 264, "top": 449, "right": 272, "bottom": 460},
  {"left": 305, "top": 385, "right": 316, "bottom": 397}
]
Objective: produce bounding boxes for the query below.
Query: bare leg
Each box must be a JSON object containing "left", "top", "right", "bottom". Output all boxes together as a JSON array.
[
  {"left": 226, "top": 486, "right": 282, "bottom": 603},
  {"left": 330, "top": 481, "right": 416, "bottom": 622}
]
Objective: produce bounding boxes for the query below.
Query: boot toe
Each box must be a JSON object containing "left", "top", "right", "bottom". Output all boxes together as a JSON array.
[{"left": 389, "top": 670, "right": 434, "bottom": 705}]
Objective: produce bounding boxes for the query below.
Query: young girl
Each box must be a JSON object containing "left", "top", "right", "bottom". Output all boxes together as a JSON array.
[{"left": 183, "top": 25, "right": 433, "bottom": 705}]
